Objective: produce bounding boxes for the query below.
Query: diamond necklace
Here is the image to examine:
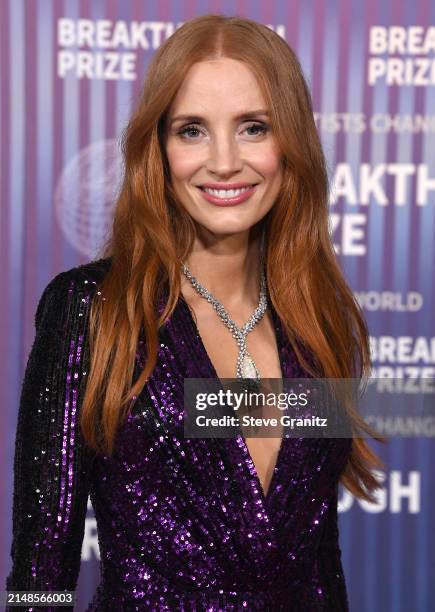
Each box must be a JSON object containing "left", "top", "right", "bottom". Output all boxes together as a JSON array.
[{"left": 181, "top": 261, "right": 268, "bottom": 381}]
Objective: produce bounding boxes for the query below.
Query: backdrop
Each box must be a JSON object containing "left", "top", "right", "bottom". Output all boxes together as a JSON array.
[{"left": 1, "top": 1, "right": 434, "bottom": 611}]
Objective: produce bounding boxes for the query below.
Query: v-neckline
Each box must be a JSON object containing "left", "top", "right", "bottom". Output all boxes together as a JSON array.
[{"left": 178, "top": 291, "right": 288, "bottom": 505}]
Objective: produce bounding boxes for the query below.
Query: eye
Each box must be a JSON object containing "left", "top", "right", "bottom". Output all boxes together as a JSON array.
[
  {"left": 176, "top": 124, "right": 204, "bottom": 140},
  {"left": 243, "top": 122, "right": 268, "bottom": 136},
  {"left": 175, "top": 121, "right": 269, "bottom": 140}
]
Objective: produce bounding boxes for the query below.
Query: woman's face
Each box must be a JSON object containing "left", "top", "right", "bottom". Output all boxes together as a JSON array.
[{"left": 164, "top": 57, "right": 283, "bottom": 238}]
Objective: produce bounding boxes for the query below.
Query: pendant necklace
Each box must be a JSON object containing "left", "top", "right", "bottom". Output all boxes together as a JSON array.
[{"left": 181, "top": 260, "right": 268, "bottom": 381}]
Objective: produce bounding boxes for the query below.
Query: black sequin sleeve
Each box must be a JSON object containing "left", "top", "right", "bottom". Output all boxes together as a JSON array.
[
  {"left": 315, "top": 484, "right": 350, "bottom": 611},
  {"left": 5, "top": 268, "right": 98, "bottom": 611}
]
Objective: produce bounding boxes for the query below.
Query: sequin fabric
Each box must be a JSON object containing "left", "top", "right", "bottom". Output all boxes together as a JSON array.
[{"left": 6, "top": 258, "right": 352, "bottom": 611}]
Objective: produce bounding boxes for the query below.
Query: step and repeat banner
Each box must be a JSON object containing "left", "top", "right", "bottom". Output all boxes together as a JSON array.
[{"left": 1, "top": 1, "right": 434, "bottom": 611}]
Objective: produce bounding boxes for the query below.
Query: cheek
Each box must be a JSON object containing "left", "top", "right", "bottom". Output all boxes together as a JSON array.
[
  {"left": 263, "top": 158, "right": 282, "bottom": 180},
  {"left": 166, "top": 144, "right": 201, "bottom": 183},
  {"left": 247, "top": 145, "right": 282, "bottom": 180},
  {"left": 256, "top": 159, "right": 283, "bottom": 188}
]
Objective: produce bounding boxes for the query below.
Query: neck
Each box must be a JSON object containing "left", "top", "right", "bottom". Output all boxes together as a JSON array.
[{"left": 181, "top": 224, "right": 264, "bottom": 307}]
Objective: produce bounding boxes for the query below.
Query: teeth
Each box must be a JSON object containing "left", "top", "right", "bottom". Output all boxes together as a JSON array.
[{"left": 202, "top": 186, "right": 253, "bottom": 198}]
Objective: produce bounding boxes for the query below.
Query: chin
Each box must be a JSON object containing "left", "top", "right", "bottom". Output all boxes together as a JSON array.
[{"left": 194, "top": 216, "right": 262, "bottom": 237}]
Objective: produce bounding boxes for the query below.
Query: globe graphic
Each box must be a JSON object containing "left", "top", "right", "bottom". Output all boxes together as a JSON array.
[{"left": 54, "top": 139, "right": 125, "bottom": 258}]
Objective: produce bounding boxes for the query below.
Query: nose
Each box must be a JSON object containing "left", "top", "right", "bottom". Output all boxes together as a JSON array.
[{"left": 205, "top": 132, "right": 243, "bottom": 177}]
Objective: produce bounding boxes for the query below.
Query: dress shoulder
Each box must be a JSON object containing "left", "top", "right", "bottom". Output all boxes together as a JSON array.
[{"left": 36, "top": 257, "right": 112, "bottom": 310}]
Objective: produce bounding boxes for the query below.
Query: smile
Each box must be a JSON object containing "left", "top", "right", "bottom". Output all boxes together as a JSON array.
[
  {"left": 196, "top": 184, "right": 258, "bottom": 206},
  {"left": 201, "top": 186, "right": 253, "bottom": 198}
]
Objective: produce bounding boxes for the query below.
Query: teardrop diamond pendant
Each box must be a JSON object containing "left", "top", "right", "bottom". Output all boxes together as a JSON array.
[{"left": 240, "top": 352, "right": 259, "bottom": 379}]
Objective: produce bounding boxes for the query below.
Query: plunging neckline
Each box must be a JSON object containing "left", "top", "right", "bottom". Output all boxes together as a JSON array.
[{"left": 178, "top": 292, "right": 288, "bottom": 505}]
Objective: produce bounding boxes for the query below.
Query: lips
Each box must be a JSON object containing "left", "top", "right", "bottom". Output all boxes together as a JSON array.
[{"left": 197, "top": 183, "right": 258, "bottom": 206}]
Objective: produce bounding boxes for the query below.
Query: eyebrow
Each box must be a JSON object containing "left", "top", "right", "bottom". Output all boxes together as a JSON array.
[{"left": 168, "top": 109, "right": 270, "bottom": 126}]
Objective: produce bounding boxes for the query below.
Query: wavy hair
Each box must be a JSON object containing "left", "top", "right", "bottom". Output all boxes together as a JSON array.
[{"left": 81, "top": 14, "right": 385, "bottom": 502}]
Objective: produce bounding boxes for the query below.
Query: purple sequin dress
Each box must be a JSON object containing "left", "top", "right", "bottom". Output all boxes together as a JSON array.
[{"left": 6, "top": 258, "right": 352, "bottom": 611}]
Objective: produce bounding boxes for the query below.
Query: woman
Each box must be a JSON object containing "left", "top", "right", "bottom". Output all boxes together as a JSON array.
[{"left": 6, "top": 14, "right": 383, "bottom": 612}]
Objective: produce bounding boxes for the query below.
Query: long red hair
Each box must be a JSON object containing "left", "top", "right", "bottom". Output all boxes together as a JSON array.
[{"left": 81, "top": 14, "right": 385, "bottom": 502}]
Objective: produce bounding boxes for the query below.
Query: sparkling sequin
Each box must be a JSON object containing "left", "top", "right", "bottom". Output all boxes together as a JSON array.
[{"left": 6, "top": 258, "right": 352, "bottom": 611}]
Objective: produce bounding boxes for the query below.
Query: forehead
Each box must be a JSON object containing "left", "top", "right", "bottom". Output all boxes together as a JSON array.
[{"left": 168, "top": 58, "right": 266, "bottom": 116}]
